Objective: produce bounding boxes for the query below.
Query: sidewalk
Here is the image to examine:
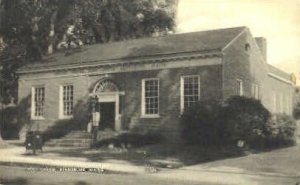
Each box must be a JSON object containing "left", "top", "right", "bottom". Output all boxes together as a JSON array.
[
  {"left": 0, "top": 141, "right": 299, "bottom": 184},
  {"left": 0, "top": 145, "right": 145, "bottom": 174}
]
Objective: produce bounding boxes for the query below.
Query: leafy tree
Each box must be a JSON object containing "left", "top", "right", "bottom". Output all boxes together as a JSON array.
[{"left": 0, "top": 0, "right": 178, "bottom": 104}]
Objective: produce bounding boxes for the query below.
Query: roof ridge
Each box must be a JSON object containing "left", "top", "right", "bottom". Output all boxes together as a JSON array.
[
  {"left": 48, "top": 26, "right": 248, "bottom": 55},
  {"left": 20, "top": 26, "right": 247, "bottom": 73}
]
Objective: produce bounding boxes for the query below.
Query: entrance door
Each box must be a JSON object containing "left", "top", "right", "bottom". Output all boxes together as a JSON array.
[{"left": 99, "top": 102, "right": 115, "bottom": 130}]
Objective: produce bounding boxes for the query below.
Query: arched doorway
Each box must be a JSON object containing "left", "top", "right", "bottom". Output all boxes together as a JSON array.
[{"left": 90, "top": 79, "right": 124, "bottom": 131}]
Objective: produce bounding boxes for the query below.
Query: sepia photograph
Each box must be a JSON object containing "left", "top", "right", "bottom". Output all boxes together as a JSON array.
[{"left": 0, "top": 0, "right": 299, "bottom": 184}]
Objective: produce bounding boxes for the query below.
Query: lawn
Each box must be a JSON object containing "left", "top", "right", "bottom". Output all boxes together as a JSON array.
[
  {"left": 195, "top": 145, "right": 300, "bottom": 176},
  {"left": 37, "top": 144, "right": 245, "bottom": 170}
]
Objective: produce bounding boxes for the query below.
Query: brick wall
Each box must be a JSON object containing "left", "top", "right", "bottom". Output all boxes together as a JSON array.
[
  {"left": 222, "top": 28, "right": 294, "bottom": 115},
  {"left": 18, "top": 59, "right": 223, "bottom": 142}
]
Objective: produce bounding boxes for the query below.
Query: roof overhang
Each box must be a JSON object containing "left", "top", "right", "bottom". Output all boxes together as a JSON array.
[{"left": 17, "top": 50, "right": 223, "bottom": 75}]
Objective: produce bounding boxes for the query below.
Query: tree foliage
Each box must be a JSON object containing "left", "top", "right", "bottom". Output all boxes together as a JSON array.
[
  {"left": 180, "top": 96, "right": 272, "bottom": 149},
  {"left": 0, "top": 0, "right": 178, "bottom": 104},
  {"left": 293, "top": 102, "right": 300, "bottom": 120}
]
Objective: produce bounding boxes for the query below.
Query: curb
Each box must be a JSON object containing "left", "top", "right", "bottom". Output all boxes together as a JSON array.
[
  {"left": 0, "top": 161, "right": 137, "bottom": 175},
  {"left": 177, "top": 167, "right": 300, "bottom": 179}
]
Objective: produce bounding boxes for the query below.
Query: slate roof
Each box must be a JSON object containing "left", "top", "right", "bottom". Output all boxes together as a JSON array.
[{"left": 18, "top": 26, "right": 246, "bottom": 73}]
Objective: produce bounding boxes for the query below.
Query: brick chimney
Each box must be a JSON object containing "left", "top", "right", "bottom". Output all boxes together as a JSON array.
[{"left": 255, "top": 37, "right": 267, "bottom": 61}]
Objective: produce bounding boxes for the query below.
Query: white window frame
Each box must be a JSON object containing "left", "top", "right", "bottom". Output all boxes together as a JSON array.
[
  {"left": 251, "top": 83, "right": 259, "bottom": 99},
  {"left": 278, "top": 92, "right": 283, "bottom": 113},
  {"left": 180, "top": 75, "right": 200, "bottom": 113},
  {"left": 59, "top": 84, "right": 74, "bottom": 119},
  {"left": 141, "top": 78, "right": 160, "bottom": 118},
  {"left": 272, "top": 91, "right": 277, "bottom": 113},
  {"left": 31, "top": 86, "right": 45, "bottom": 120},
  {"left": 236, "top": 79, "right": 244, "bottom": 96}
]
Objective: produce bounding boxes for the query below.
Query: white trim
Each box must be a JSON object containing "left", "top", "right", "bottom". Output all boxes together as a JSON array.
[
  {"left": 18, "top": 58, "right": 222, "bottom": 81},
  {"left": 94, "top": 92, "right": 122, "bottom": 130},
  {"left": 251, "top": 83, "right": 259, "bottom": 99},
  {"left": 59, "top": 84, "right": 74, "bottom": 120},
  {"left": 31, "top": 85, "right": 45, "bottom": 120},
  {"left": 268, "top": 73, "right": 293, "bottom": 85},
  {"left": 180, "top": 75, "right": 200, "bottom": 114},
  {"left": 236, "top": 79, "right": 243, "bottom": 96},
  {"left": 222, "top": 28, "right": 247, "bottom": 51},
  {"left": 17, "top": 53, "right": 222, "bottom": 75},
  {"left": 278, "top": 92, "right": 283, "bottom": 113},
  {"left": 141, "top": 78, "right": 160, "bottom": 118},
  {"left": 89, "top": 91, "right": 125, "bottom": 97},
  {"left": 272, "top": 91, "right": 277, "bottom": 113}
]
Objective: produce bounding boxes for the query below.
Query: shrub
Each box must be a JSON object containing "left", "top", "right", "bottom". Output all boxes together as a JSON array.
[
  {"left": 180, "top": 96, "right": 271, "bottom": 148},
  {"left": 265, "top": 114, "right": 297, "bottom": 147},
  {"left": 95, "top": 131, "right": 163, "bottom": 148},
  {"left": 293, "top": 102, "right": 300, "bottom": 120},
  {"left": 0, "top": 106, "right": 19, "bottom": 139},
  {"left": 180, "top": 96, "right": 296, "bottom": 150},
  {"left": 221, "top": 96, "right": 271, "bottom": 148},
  {"left": 180, "top": 100, "right": 224, "bottom": 146},
  {"left": 42, "top": 99, "right": 89, "bottom": 142}
]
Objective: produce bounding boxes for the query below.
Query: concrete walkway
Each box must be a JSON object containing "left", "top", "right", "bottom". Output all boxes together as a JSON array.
[{"left": 0, "top": 146, "right": 145, "bottom": 174}]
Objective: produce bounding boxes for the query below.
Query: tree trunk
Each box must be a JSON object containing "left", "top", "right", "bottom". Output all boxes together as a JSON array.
[{"left": 47, "top": 10, "right": 58, "bottom": 55}]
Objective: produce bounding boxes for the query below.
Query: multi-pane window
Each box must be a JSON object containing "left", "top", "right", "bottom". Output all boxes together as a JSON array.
[
  {"left": 251, "top": 83, "right": 259, "bottom": 99},
  {"left": 33, "top": 86, "right": 45, "bottom": 118},
  {"left": 62, "top": 85, "right": 74, "bottom": 116},
  {"left": 142, "top": 79, "right": 159, "bottom": 116},
  {"left": 181, "top": 75, "right": 200, "bottom": 112},
  {"left": 236, "top": 79, "right": 243, "bottom": 96}
]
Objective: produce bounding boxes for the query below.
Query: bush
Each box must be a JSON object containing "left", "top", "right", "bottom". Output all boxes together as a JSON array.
[
  {"left": 42, "top": 99, "right": 90, "bottom": 142},
  {"left": 293, "top": 102, "right": 300, "bottom": 120},
  {"left": 0, "top": 106, "right": 19, "bottom": 139},
  {"left": 94, "top": 131, "right": 163, "bottom": 148},
  {"left": 221, "top": 96, "right": 271, "bottom": 148},
  {"left": 180, "top": 100, "right": 224, "bottom": 146},
  {"left": 265, "top": 114, "right": 297, "bottom": 147},
  {"left": 180, "top": 96, "right": 272, "bottom": 149}
]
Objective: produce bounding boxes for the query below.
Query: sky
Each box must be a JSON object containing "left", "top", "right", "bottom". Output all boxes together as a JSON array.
[{"left": 176, "top": 0, "right": 300, "bottom": 84}]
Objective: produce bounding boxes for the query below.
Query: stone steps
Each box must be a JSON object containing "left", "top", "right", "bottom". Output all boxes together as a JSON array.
[{"left": 45, "top": 131, "right": 92, "bottom": 148}]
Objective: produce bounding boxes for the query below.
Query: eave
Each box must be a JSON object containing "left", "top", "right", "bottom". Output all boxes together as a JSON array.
[{"left": 16, "top": 50, "right": 223, "bottom": 75}]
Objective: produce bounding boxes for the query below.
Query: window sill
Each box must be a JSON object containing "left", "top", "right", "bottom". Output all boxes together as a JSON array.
[
  {"left": 59, "top": 116, "right": 73, "bottom": 120},
  {"left": 31, "top": 117, "right": 45, "bottom": 121},
  {"left": 140, "top": 115, "right": 160, "bottom": 119}
]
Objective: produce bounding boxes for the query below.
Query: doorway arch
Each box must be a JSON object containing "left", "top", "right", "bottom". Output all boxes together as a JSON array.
[{"left": 90, "top": 79, "right": 124, "bottom": 131}]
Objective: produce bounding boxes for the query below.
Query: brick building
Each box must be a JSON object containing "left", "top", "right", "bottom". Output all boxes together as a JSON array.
[{"left": 17, "top": 27, "right": 296, "bottom": 142}]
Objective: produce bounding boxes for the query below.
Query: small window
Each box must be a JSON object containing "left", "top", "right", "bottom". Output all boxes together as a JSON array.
[
  {"left": 236, "top": 79, "right": 243, "bottom": 96},
  {"left": 141, "top": 79, "right": 159, "bottom": 117},
  {"left": 245, "top": 43, "right": 251, "bottom": 51},
  {"left": 32, "top": 86, "right": 45, "bottom": 119},
  {"left": 181, "top": 75, "right": 200, "bottom": 113}
]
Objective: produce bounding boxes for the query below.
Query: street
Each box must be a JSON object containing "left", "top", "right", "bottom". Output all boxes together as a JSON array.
[
  {"left": 0, "top": 165, "right": 299, "bottom": 185},
  {"left": 0, "top": 166, "right": 206, "bottom": 185}
]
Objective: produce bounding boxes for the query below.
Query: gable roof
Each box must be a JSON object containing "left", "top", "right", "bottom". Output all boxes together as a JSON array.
[
  {"left": 267, "top": 64, "right": 291, "bottom": 81},
  {"left": 18, "top": 26, "right": 247, "bottom": 73}
]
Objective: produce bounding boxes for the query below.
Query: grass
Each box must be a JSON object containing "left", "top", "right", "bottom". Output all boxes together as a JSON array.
[{"left": 39, "top": 144, "right": 245, "bottom": 169}]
